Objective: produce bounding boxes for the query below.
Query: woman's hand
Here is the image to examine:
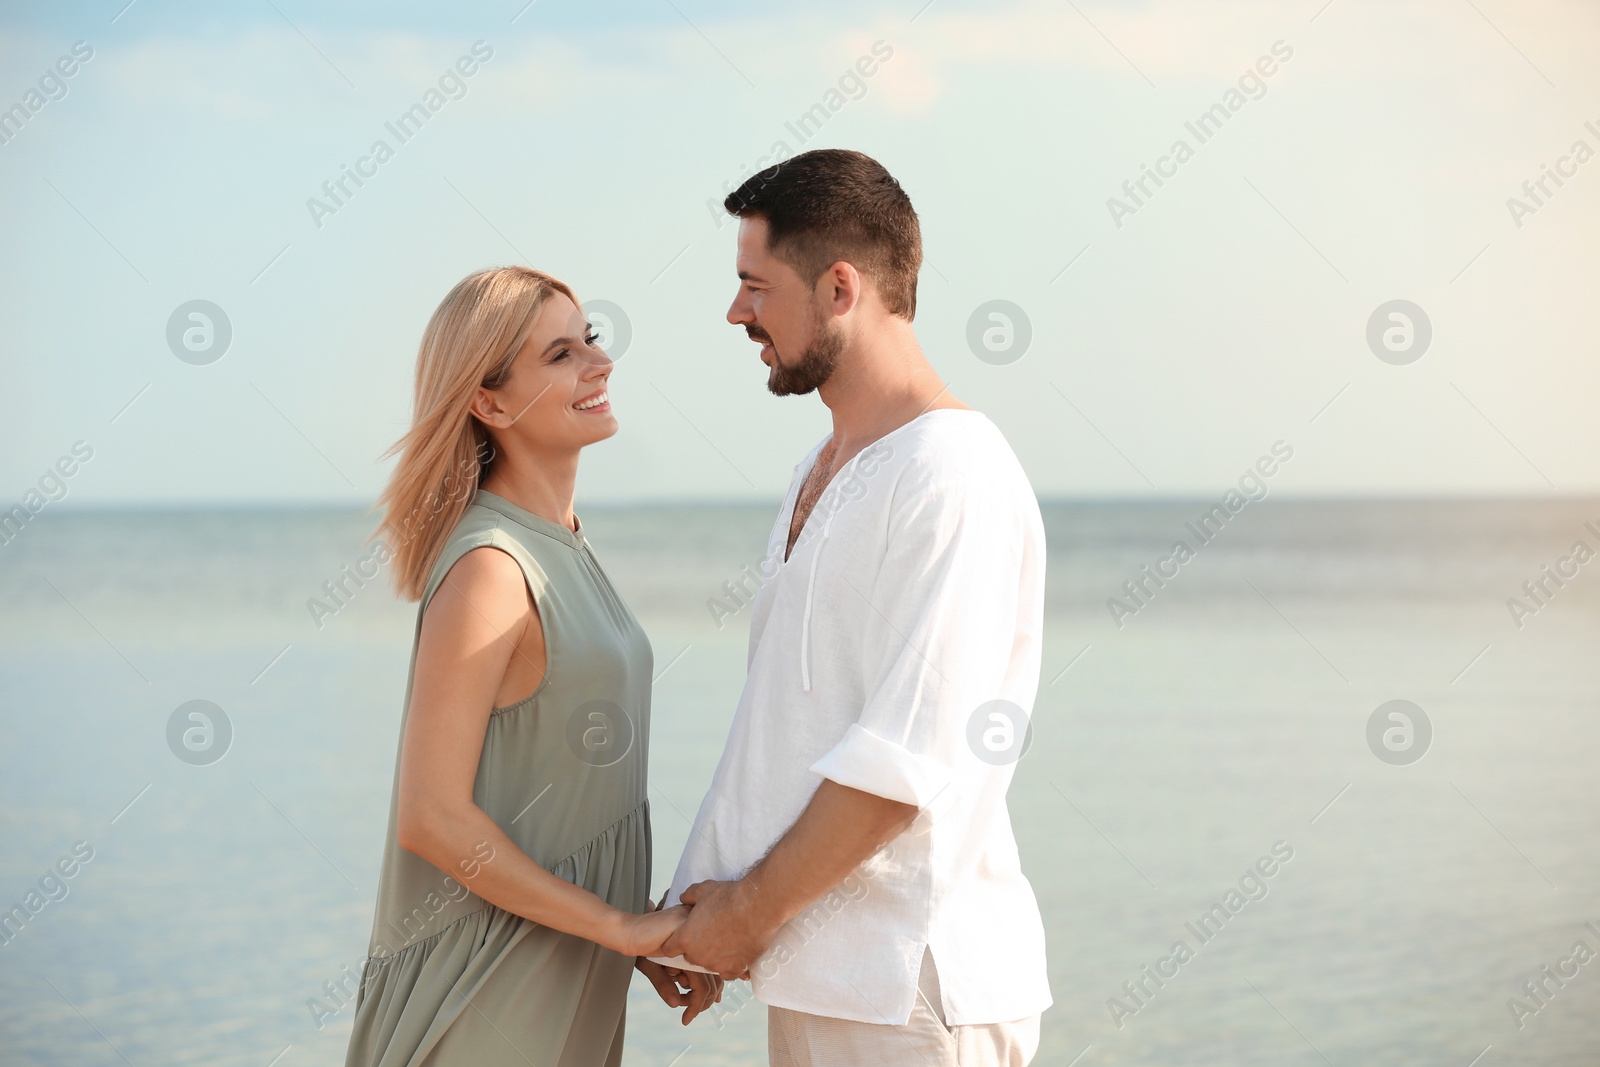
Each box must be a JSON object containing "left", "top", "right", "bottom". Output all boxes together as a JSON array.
[
  {"left": 635, "top": 957, "right": 690, "bottom": 1013},
  {"left": 606, "top": 903, "right": 690, "bottom": 956},
  {"left": 676, "top": 968, "right": 724, "bottom": 1025}
]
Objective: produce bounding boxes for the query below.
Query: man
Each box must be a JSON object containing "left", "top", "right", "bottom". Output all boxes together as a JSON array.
[{"left": 657, "top": 148, "right": 1050, "bottom": 1065}]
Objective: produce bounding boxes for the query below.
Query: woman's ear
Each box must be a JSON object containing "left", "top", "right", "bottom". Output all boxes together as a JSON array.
[{"left": 470, "top": 385, "right": 508, "bottom": 428}]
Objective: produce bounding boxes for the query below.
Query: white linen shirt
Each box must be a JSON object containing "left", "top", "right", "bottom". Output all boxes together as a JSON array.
[{"left": 661, "top": 408, "right": 1053, "bottom": 1026}]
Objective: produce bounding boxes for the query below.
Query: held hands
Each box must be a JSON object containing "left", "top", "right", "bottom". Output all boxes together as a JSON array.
[
  {"left": 658, "top": 878, "right": 781, "bottom": 981},
  {"left": 629, "top": 881, "right": 781, "bottom": 1023},
  {"left": 634, "top": 893, "right": 723, "bottom": 1025}
]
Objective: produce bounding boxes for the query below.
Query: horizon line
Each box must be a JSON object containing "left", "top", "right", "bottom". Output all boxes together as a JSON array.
[{"left": 26, "top": 490, "right": 1600, "bottom": 516}]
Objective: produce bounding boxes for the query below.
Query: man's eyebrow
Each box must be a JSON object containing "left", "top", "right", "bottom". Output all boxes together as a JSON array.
[{"left": 737, "top": 269, "right": 769, "bottom": 283}]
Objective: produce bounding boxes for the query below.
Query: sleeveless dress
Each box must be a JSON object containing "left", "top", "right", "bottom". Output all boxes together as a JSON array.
[{"left": 345, "top": 489, "right": 653, "bottom": 1067}]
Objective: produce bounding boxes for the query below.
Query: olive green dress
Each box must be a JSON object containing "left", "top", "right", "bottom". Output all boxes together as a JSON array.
[{"left": 345, "top": 489, "right": 653, "bottom": 1067}]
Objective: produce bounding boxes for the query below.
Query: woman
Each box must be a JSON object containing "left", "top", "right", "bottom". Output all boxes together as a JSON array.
[{"left": 345, "top": 266, "right": 721, "bottom": 1067}]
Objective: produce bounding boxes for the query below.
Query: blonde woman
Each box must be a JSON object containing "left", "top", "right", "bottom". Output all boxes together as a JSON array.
[{"left": 345, "top": 266, "right": 720, "bottom": 1066}]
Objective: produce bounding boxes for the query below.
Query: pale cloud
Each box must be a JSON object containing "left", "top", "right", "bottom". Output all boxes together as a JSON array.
[
  {"left": 5, "top": 1, "right": 1598, "bottom": 501},
  {"left": 484, "top": 35, "right": 665, "bottom": 110},
  {"left": 85, "top": 26, "right": 654, "bottom": 122},
  {"left": 895, "top": 0, "right": 1283, "bottom": 76},
  {"left": 92, "top": 27, "right": 298, "bottom": 121},
  {"left": 881, "top": 0, "right": 1594, "bottom": 91},
  {"left": 31, "top": 0, "right": 1600, "bottom": 130},
  {"left": 839, "top": 31, "right": 942, "bottom": 116}
]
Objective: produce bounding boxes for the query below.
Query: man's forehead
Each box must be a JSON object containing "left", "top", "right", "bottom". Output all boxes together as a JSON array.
[
  {"left": 735, "top": 217, "right": 768, "bottom": 255},
  {"left": 734, "top": 217, "right": 778, "bottom": 278}
]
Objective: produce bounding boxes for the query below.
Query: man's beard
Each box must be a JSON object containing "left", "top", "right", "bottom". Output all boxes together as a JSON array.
[{"left": 764, "top": 306, "right": 844, "bottom": 397}]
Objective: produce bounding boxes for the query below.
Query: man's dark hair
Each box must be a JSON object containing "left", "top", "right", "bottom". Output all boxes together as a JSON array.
[{"left": 724, "top": 148, "right": 922, "bottom": 320}]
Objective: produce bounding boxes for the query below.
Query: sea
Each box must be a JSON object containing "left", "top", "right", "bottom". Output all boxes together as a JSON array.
[{"left": 1, "top": 499, "right": 1597, "bottom": 1066}]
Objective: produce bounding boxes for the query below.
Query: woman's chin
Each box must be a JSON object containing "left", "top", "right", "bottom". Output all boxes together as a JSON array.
[{"left": 579, "top": 415, "right": 621, "bottom": 446}]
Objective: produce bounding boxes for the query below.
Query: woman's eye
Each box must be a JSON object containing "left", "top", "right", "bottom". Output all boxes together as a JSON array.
[{"left": 584, "top": 331, "right": 600, "bottom": 346}]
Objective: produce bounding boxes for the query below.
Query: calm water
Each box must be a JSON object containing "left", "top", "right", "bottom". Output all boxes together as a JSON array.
[{"left": 2, "top": 499, "right": 1597, "bottom": 1066}]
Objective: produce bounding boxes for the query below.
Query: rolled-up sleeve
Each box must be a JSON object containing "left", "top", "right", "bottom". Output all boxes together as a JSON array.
[
  {"left": 808, "top": 465, "right": 1028, "bottom": 807},
  {"left": 809, "top": 722, "right": 951, "bottom": 807}
]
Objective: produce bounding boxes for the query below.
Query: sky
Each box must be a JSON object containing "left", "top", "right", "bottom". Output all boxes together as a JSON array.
[{"left": 1, "top": 0, "right": 1597, "bottom": 507}]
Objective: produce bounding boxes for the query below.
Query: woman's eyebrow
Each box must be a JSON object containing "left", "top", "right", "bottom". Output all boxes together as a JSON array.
[{"left": 541, "top": 332, "right": 582, "bottom": 355}]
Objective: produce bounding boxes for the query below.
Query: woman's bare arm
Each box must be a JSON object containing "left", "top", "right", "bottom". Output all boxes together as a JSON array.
[{"left": 393, "top": 546, "right": 680, "bottom": 956}]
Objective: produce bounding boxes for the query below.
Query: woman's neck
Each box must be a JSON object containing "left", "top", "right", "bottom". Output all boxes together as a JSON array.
[{"left": 480, "top": 444, "right": 581, "bottom": 532}]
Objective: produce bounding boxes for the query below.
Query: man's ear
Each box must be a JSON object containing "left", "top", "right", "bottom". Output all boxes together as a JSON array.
[{"left": 821, "top": 260, "right": 862, "bottom": 316}]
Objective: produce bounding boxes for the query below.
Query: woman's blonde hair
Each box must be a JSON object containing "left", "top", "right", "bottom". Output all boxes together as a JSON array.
[{"left": 375, "top": 265, "right": 579, "bottom": 600}]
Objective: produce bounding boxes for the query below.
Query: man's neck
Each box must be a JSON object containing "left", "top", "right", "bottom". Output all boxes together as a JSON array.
[{"left": 817, "top": 317, "right": 968, "bottom": 457}]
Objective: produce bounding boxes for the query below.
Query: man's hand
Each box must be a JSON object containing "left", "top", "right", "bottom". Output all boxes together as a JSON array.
[
  {"left": 659, "top": 878, "right": 781, "bottom": 979},
  {"left": 661, "top": 782, "right": 916, "bottom": 979},
  {"left": 634, "top": 958, "right": 724, "bottom": 1025}
]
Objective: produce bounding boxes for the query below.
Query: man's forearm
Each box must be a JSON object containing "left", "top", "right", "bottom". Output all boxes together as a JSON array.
[{"left": 740, "top": 779, "right": 918, "bottom": 929}]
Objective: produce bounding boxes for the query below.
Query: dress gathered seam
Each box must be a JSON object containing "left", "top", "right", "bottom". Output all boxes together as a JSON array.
[{"left": 548, "top": 796, "right": 648, "bottom": 870}]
